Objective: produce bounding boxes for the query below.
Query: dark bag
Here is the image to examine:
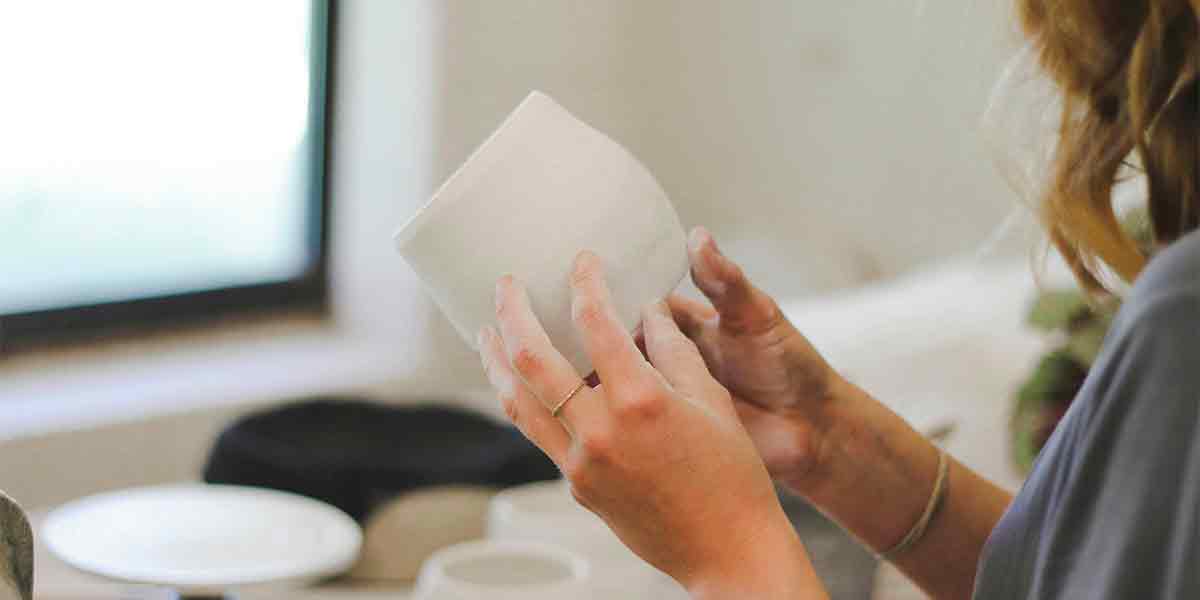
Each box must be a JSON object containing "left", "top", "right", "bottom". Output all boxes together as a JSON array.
[{"left": 203, "top": 397, "right": 559, "bottom": 521}]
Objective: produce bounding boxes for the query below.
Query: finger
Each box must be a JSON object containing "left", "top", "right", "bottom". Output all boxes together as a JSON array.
[
  {"left": 666, "top": 293, "right": 716, "bottom": 340},
  {"left": 494, "top": 276, "right": 605, "bottom": 427},
  {"left": 479, "top": 326, "right": 569, "bottom": 465},
  {"left": 569, "top": 251, "right": 653, "bottom": 394},
  {"left": 687, "top": 227, "right": 782, "bottom": 335},
  {"left": 665, "top": 293, "right": 723, "bottom": 368},
  {"left": 632, "top": 322, "right": 648, "bottom": 360},
  {"left": 642, "top": 300, "right": 720, "bottom": 401}
]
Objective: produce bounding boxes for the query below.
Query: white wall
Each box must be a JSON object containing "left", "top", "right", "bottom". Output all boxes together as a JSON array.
[
  {"left": 0, "top": 1, "right": 1034, "bottom": 507},
  {"left": 330, "top": 1, "right": 1025, "bottom": 395},
  {"left": 633, "top": 1, "right": 1024, "bottom": 298}
]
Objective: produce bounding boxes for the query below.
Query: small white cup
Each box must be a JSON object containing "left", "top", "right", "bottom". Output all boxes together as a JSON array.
[
  {"left": 394, "top": 91, "right": 688, "bottom": 374},
  {"left": 412, "top": 540, "right": 592, "bottom": 600},
  {"left": 487, "top": 480, "right": 688, "bottom": 600},
  {"left": 348, "top": 485, "right": 495, "bottom": 582},
  {"left": 487, "top": 480, "right": 621, "bottom": 564}
]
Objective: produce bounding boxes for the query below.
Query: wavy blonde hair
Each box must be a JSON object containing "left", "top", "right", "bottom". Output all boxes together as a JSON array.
[{"left": 1018, "top": 0, "right": 1199, "bottom": 293}]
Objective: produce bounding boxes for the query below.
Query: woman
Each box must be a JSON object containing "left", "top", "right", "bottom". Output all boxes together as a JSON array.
[{"left": 478, "top": 1, "right": 1199, "bottom": 597}]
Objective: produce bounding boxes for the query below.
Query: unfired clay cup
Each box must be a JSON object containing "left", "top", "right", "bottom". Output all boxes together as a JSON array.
[{"left": 394, "top": 91, "right": 688, "bottom": 374}]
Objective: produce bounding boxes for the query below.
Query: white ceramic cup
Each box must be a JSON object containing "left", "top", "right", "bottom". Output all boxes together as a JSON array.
[
  {"left": 394, "top": 91, "right": 689, "bottom": 374},
  {"left": 412, "top": 540, "right": 592, "bottom": 600},
  {"left": 487, "top": 480, "right": 688, "bottom": 600},
  {"left": 486, "top": 480, "right": 621, "bottom": 564},
  {"left": 348, "top": 485, "right": 495, "bottom": 582}
]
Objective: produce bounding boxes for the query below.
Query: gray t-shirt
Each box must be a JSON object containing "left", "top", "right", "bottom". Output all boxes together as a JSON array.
[{"left": 973, "top": 230, "right": 1200, "bottom": 599}]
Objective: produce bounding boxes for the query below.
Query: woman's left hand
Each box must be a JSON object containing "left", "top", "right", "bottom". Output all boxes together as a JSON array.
[{"left": 478, "top": 251, "right": 826, "bottom": 599}]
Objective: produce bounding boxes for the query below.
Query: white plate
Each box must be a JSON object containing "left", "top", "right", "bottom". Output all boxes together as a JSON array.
[{"left": 43, "top": 483, "right": 362, "bottom": 593}]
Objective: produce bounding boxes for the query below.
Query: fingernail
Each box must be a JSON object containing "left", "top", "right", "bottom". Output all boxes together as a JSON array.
[
  {"left": 573, "top": 250, "right": 602, "bottom": 276},
  {"left": 495, "top": 275, "right": 512, "bottom": 311},
  {"left": 477, "top": 327, "right": 496, "bottom": 372},
  {"left": 652, "top": 299, "right": 671, "bottom": 318},
  {"left": 691, "top": 253, "right": 727, "bottom": 296},
  {"left": 643, "top": 300, "right": 670, "bottom": 325},
  {"left": 688, "top": 228, "right": 708, "bottom": 254},
  {"left": 704, "top": 233, "right": 730, "bottom": 268}
]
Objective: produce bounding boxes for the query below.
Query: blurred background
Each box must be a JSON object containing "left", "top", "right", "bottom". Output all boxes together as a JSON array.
[
  {"left": 341, "top": 0, "right": 1027, "bottom": 388},
  {"left": 1, "top": 2, "right": 1065, "bottom": 598}
]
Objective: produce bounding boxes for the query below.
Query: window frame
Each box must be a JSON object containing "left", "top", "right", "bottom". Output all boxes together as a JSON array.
[{"left": 0, "top": 0, "right": 336, "bottom": 352}]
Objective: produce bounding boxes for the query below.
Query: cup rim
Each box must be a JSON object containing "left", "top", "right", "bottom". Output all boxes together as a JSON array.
[
  {"left": 420, "top": 539, "right": 590, "bottom": 593},
  {"left": 489, "top": 481, "right": 609, "bottom": 532},
  {"left": 392, "top": 90, "right": 554, "bottom": 251}
]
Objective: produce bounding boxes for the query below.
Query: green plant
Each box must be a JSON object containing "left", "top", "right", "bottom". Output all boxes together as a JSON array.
[
  {"left": 1010, "top": 208, "right": 1149, "bottom": 473},
  {"left": 1011, "top": 291, "right": 1117, "bottom": 472}
]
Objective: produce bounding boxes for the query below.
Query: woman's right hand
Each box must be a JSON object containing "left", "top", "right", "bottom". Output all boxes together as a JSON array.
[{"left": 668, "top": 227, "right": 843, "bottom": 491}]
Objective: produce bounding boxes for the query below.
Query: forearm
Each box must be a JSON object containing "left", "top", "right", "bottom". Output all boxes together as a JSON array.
[{"left": 787, "top": 376, "right": 1013, "bottom": 600}]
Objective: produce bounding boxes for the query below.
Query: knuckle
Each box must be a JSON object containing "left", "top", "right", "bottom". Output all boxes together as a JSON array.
[
  {"left": 572, "top": 296, "right": 606, "bottom": 329},
  {"left": 494, "top": 291, "right": 513, "bottom": 319},
  {"left": 570, "top": 252, "right": 602, "bottom": 286},
  {"left": 758, "top": 295, "right": 784, "bottom": 323},
  {"left": 567, "top": 483, "right": 593, "bottom": 510},
  {"left": 617, "top": 388, "right": 665, "bottom": 421},
  {"left": 671, "top": 334, "right": 701, "bottom": 356},
  {"left": 510, "top": 345, "right": 543, "bottom": 378},
  {"left": 562, "top": 455, "right": 590, "bottom": 488},
  {"left": 568, "top": 484, "right": 596, "bottom": 513},
  {"left": 499, "top": 390, "right": 520, "bottom": 423},
  {"left": 728, "top": 261, "right": 748, "bottom": 284},
  {"left": 579, "top": 429, "right": 613, "bottom": 462},
  {"left": 725, "top": 295, "right": 785, "bottom": 336},
  {"left": 570, "top": 261, "right": 595, "bottom": 288}
]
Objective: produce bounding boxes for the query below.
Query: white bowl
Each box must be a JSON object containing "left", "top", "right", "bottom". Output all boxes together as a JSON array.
[
  {"left": 412, "top": 540, "right": 592, "bottom": 600},
  {"left": 394, "top": 91, "right": 688, "bottom": 374},
  {"left": 42, "top": 484, "right": 361, "bottom": 595}
]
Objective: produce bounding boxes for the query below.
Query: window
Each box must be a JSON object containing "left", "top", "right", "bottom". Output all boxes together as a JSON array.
[{"left": 0, "top": 1, "right": 332, "bottom": 348}]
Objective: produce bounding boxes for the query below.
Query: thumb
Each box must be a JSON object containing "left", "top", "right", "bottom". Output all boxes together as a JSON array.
[
  {"left": 642, "top": 300, "right": 722, "bottom": 403},
  {"left": 688, "top": 227, "right": 782, "bottom": 335}
]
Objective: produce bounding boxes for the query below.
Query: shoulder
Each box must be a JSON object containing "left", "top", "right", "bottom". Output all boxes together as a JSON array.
[
  {"left": 1105, "top": 230, "right": 1200, "bottom": 354},
  {"left": 1067, "top": 231, "right": 1199, "bottom": 438},
  {"left": 1127, "top": 229, "right": 1200, "bottom": 309}
]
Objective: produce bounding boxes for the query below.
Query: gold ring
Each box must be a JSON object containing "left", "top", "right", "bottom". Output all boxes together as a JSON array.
[{"left": 551, "top": 381, "right": 587, "bottom": 418}]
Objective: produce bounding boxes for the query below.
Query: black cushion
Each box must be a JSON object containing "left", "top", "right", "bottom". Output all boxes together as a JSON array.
[{"left": 203, "top": 397, "right": 559, "bottom": 520}]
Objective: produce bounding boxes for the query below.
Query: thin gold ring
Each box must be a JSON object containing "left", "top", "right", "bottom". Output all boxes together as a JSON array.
[{"left": 551, "top": 381, "right": 587, "bottom": 418}]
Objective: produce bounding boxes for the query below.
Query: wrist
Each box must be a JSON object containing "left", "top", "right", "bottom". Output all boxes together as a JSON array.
[
  {"left": 685, "top": 510, "right": 823, "bottom": 600},
  {"left": 780, "top": 376, "right": 945, "bottom": 552},
  {"left": 772, "top": 372, "right": 859, "bottom": 496}
]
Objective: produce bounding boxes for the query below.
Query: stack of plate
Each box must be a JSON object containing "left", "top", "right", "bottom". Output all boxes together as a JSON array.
[{"left": 42, "top": 484, "right": 362, "bottom": 597}]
